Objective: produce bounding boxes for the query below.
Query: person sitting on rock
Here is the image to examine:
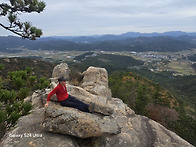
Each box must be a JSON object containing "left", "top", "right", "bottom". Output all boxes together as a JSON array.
[{"left": 45, "top": 77, "right": 90, "bottom": 112}]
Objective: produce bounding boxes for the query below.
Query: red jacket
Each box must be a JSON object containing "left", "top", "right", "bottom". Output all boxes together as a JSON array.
[{"left": 47, "top": 83, "right": 69, "bottom": 102}]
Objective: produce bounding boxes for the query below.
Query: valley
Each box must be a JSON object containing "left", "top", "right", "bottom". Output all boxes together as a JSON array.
[{"left": 1, "top": 48, "right": 196, "bottom": 76}]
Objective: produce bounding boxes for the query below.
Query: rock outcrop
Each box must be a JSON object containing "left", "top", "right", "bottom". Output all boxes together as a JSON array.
[
  {"left": 0, "top": 63, "right": 193, "bottom": 147},
  {"left": 42, "top": 103, "right": 121, "bottom": 138},
  {"left": 52, "top": 63, "right": 70, "bottom": 80},
  {"left": 80, "top": 66, "right": 112, "bottom": 98}
]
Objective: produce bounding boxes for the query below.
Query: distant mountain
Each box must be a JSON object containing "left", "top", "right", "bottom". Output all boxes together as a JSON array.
[
  {"left": 121, "top": 31, "right": 196, "bottom": 38},
  {"left": 44, "top": 31, "right": 196, "bottom": 42},
  {"left": 1, "top": 31, "right": 196, "bottom": 52}
]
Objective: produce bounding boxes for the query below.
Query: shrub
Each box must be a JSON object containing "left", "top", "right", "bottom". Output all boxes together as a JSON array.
[
  {"left": 0, "top": 64, "right": 4, "bottom": 70},
  {"left": 0, "top": 104, "right": 6, "bottom": 123},
  {"left": 22, "top": 102, "right": 33, "bottom": 115},
  {"left": 5, "top": 101, "right": 33, "bottom": 127},
  {"left": 12, "top": 76, "right": 25, "bottom": 88},
  {"left": 0, "top": 110, "right": 6, "bottom": 123},
  {"left": 5, "top": 104, "right": 12, "bottom": 116},
  {"left": 12, "top": 101, "right": 22, "bottom": 113},
  {"left": 18, "top": 88, "right": 30, "bottom": 100},
  {"left": 25, "top": 66, "right": 32, "bottom": 75},
  {"left": 0, "top": 89, "right": 17, "bottom": 104},
  {"left": 8, "top": 111, "right": 21, "bottom": 126},
  {"left": 8, "top": 70, "right": 27, "bottom": 80},
  {"left": 0, "top": 68, "right": 50, "bottom": 131},
  {"left": 0, "top": 66, "right": 49, "bottom": 132},
  {"left": 28, "top": 75, "right": 37, "bottom": 86},
  {"left": 0, "top": 76, "right": 2, "bottom": 88},
  {"left": 36, "top": 77, "right": 49, "bottom": 90}
]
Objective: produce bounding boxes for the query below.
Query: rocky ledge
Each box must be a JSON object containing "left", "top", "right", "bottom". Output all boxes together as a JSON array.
[{"left": 0, "top": 63, "right": 193, "bottom": 147}]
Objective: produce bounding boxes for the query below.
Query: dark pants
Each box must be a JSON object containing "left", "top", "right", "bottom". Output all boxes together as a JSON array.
[{"left": 60, "top": 95, "right": 89, "bottom": 112}]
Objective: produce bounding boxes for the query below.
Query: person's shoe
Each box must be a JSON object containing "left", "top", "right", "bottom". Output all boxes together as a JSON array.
[{"left": 88, "top": 102, "right": 95, "bottom": 113}]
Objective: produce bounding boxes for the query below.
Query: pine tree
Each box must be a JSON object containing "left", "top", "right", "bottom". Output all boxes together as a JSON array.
[{"left": 0, "top": 0, "right": 46, "bottom": 40}]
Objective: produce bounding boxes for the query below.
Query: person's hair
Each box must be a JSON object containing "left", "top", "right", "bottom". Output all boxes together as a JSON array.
[{"left": 58, "top": 77, "right": 66, "bottom": 82}]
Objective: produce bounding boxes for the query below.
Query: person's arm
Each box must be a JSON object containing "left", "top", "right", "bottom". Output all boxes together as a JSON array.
[{"left": 45, "top": 86, "right": 58, "bottom": 107}]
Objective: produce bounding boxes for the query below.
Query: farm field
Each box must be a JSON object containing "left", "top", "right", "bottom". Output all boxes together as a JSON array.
[{"left": 167, "top": 60, "right": 196, "bottom": 75}]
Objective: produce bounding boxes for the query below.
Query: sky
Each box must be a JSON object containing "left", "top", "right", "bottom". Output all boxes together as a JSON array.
[{"left": 0, "top": 0, "right": 196, "bottom": 36}]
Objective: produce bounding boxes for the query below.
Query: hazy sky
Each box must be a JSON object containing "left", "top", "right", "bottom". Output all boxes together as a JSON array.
[{"left": 1, "top": 0, "right": 196, "bottom": 36}]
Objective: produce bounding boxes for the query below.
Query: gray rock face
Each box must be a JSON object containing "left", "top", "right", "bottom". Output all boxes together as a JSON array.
[
  {"left": 0, "top": 64, "right": 193, "bottom": 147},
  {"left": 93, "top": 115, "right": 193, "bottom": 147},
  {"left": 1, "top": 108, "right": 79, "bottom": 147},
  {"left": 31, "top": 90, "right": 45, "bottom": 108},
  {"left": 81, "top": 66, "right": 111, "bottom": 98},
  {"left": 67, "top": 84, "right": 107, "bottom": 105},
  {"left": 42, "top": 103, "right": 121, "bottom": 138},
  {"left": 52, "top": 63, "right": 70, "bottom": 80}
]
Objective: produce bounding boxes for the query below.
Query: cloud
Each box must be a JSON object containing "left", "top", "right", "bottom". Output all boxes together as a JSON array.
[{"left": 0, "top": 0, "right": 196, "bottom": 36}]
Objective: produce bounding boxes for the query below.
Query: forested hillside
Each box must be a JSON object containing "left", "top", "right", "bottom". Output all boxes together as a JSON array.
[
  {"left": 127, "top": 68, "right": 196, "bottom": 108},
  {"left": 0, "top": 58, "right": 56, "bottom": 78},
  {"left": 71, "top": 53, "right": 143, "bottom": 74},
  {"left": 108, "top": 71, "right": 196, "bottom": 146}
]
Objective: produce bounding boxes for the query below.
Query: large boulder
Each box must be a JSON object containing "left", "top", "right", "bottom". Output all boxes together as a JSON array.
[
  {"left": 42, "top": 103, "right": 121, "bottom": 138},
  {"left": 93, "top": 115, "right": 193, "bottom": 147},
  {"left": 52, "top": 63, "right": 70, "bottom": 80},
  {"left": 80, "top": 66, "right": 111, "bottom": 98}
]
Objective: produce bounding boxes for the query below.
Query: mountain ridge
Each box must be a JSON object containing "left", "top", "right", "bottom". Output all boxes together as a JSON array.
[
  {"left": 39, "top": 31, "right": 196, "bottom": 40},
  {"left": 1, "top": 31, "right": 196, "bottom": 52},
  {"left": 1, "top": 31, "right": 196, "bottom": 41}
]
